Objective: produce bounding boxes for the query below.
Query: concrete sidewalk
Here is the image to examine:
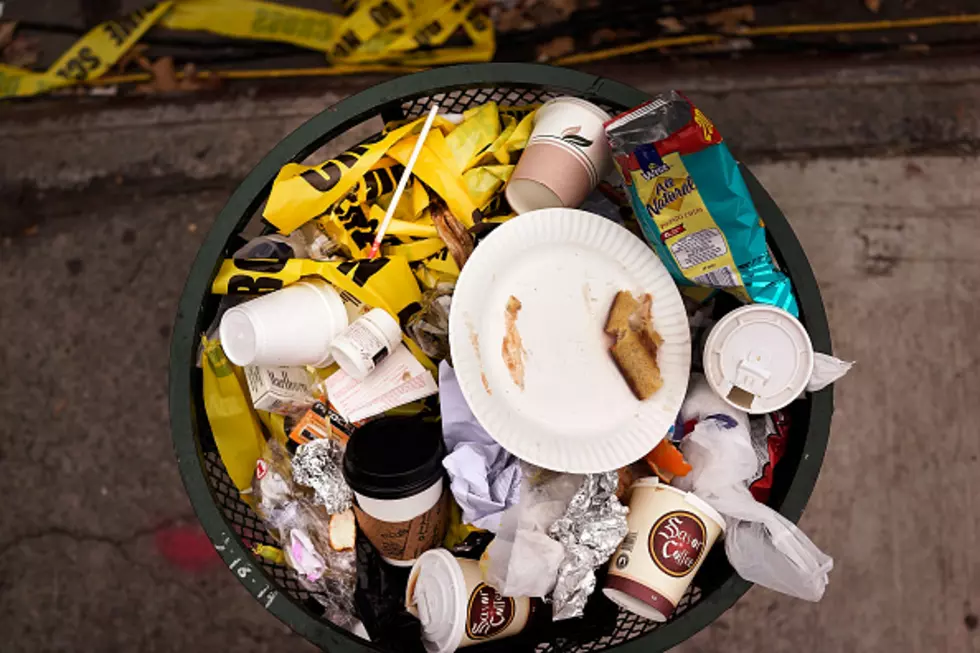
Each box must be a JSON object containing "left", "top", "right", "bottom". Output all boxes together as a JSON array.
[{"left": 1, "top": 59, "right": 979, "bottom": 653}]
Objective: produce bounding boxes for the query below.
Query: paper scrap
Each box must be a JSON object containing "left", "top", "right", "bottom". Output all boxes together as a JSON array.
[{"left": 326, "top": 343, "right": 437, "bottom": 421}]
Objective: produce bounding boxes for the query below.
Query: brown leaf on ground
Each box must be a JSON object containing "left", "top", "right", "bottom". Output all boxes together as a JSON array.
[
  {"left": 0, "top": 21, "right": 16, "bottom": 49},
  {"left": 864, "top": 0, "right": 882, "bottom": 12},
  {"left": 2, "top": 36, "right": 41, "bottom": 68},
  {"left": 114, "top": 44, "right": 150, "bottom": 73},
  {"left": 704, "top": 5, "right": 755, "bottom": 33},
  {"left": 134, "top": 57, "right": 220, "bottom": 94},
  {"left": 657, "top": 16, "right": 686, "bottom": 34},
  {"left": 536, "top": 35, "right": 575, "bottom": 61}
]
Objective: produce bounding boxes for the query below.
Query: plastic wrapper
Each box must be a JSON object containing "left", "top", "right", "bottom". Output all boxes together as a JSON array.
[
  {"left": 484, "top": 467, "right": 582, "bottom": 598},
  {"left": 674, "top": 378, "right": 832, "bottom": 602},
  {"left": 251, "top": 440, "right": 359, "bottom": 632},
  {"left": 355, "top": 537, "right": 425, "bottom": 653},
  {"left": 606, "top": 92, "right": 798, "bottom": 316},
  {"left": 807, "top": 353, "right": 854, "bottom": 392},
  {"left": 406, "top": 284, "right": 453, "bottom": 359},
  {"left": 748, "top": 410, "right": 790, "bottom": 504},
  {"left": 547, "top": 472, "right": 628, "bottom": 620},
  {"left": 232, "top": 232, "right": 307, "bottom": 260},
  {"left": 292, "top": 438, "right": 353, "bottom": 515}
]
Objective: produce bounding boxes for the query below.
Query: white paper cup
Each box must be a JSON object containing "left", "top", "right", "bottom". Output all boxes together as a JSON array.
[
  {"left": 703, "top": 304, "right": 815, "bottom": 414},
  {"left": 603, "top": 478, "right": 725, "bottom": 622},
  {"left": 505, "top": 97, "right": 612, "bottom": 214},
  {"left": 218, "top": 279, "right": 348, "bottom": 368},
  {"left": 406, "top": 550, "right": 535, "bottom": 653}
]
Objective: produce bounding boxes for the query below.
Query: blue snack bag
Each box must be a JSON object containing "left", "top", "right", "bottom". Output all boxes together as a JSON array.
[{"left": 604, "top": 92, "right": 798, "bottom": 316}]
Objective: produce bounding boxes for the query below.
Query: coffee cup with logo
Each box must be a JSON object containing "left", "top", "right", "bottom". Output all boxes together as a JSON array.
[
  {"left": 603, "top": 477, "right": 725, "bottom": 622},
  {"left": 505, "top": 96, "right": 613, "bottom": 214},
  {"left": 342, "top": 417, "right": 450, "bottom": 566},
  {"left": 406, "top": 549, "right": 537, "bottom": 653}
]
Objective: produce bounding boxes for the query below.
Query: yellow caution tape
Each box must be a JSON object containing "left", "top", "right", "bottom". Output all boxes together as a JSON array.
[
  {"left": 383, "top": 237, "right": 447, "bottom": 262},
  {"left": 0, "top": 2, "right": 172, "bottom": 99},
  {"left": 0, "top": 0, "right": 494, "bottom": 99},
  {"left": 210, "top": 257, "right": 434, "bottom": 373}
]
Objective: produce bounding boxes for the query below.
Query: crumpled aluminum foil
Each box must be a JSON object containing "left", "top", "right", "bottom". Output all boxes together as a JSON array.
[
  {"left": 547, "top": 471, "right": 629, "bottom": 620},
  {"left": 291, "top": 439, "right": 352, "bottom": 514}
]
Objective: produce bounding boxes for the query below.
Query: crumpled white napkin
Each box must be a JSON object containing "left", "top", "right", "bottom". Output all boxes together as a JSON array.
[{"left": 439, "top": 362, "right": 522, "bottom": 531}]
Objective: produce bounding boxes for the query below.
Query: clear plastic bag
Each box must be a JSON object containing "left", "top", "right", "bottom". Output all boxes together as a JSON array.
[{"left": 675, "top": 379, "right": 832, "bottom": 602}]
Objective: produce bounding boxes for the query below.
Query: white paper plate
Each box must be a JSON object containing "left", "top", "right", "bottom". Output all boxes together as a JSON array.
[{"left": 448, "top": 208, "right": 691, "bottom": 473}]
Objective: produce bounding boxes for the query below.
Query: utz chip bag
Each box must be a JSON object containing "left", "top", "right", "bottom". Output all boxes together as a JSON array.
[{"left": 605, "top": 92, "right": 798, "bottom": 316}]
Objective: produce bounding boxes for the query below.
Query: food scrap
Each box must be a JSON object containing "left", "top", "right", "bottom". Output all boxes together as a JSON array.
[
  {"left": 605, "top": 290, "right": 664, "bottom": 400},
  {"left": 502, "top": 295, "right": 527, "bottom": 389}
]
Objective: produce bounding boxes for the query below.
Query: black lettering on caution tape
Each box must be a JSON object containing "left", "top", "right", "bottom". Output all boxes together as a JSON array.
[
  {"left": 351, "top": 258, "right": 390, "bottom": 286},
  {"left": 54, "top": 46, "right": 102, "bottom": 82},
  {"left": 370, "top": 1, "right": 404, "bottom": 28},
  {"left": 225, "top": 275, "right": 285, "bottom": 295}
]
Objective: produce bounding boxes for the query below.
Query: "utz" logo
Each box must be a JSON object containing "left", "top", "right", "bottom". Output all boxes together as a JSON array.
[{"left": 648, "top": 511, "right": 707, "bottom": 577}]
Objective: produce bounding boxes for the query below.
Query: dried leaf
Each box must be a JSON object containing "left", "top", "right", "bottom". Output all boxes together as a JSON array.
[
  {"left": 704, "top": 5, "right": 755, "bottom": 33},
  {"left": 114, "top": 43, "right": 149, "bottom": 73},
  {"left": 430, "top": 200, "right": 473, "bottom": 269},
  {"left": 536, "top": 35, "right": 575, "bottom": 61},
  {"left": 864, "top": 0, "right": 882, "bottom": 12},
  {"left": 0, "top": 21, "right": 15, "bottom": 49},
  {"left": 1, "top": 35, "right": 41, "bottom": 68},
  {"left": 657, "top": 16, "right": 686, "bottom": 34},
  {"left": 135, "top": 57, "right": 220, "bottom": 94}
]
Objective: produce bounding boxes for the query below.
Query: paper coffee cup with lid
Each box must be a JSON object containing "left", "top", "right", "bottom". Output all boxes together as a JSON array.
[
  {"left": 603, "top": 478, "right": 725, "bottom": 622},
  {"left": 342, "top": 417, "right": 450, "bottom": 567},
  {"left": 406, "top": 549, "right": 536, "bottom": 653},
  {"left": 703, "top": 304, "right": 814, "bottom": 414},
  {"left": 505, "top": 96, "right": 613, "bottom": 214}
]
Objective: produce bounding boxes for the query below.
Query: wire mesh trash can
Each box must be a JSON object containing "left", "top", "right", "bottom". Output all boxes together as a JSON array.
[{"left": 169, "top": 63, "right": 833, "bottom": 652}]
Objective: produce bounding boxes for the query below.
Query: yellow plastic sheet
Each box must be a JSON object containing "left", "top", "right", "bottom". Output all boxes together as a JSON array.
[{"left": 200, "top": 336, "right": 265, "bottom": 493}]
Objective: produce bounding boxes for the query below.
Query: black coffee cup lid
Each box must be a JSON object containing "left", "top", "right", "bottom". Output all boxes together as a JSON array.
[{"left": 342, "top": 416, "right": 445, "bottom": 500}]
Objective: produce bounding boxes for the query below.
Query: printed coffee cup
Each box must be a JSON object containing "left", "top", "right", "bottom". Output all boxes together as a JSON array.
[
  {"left": 505, "top": 96, "right": 613, "bottom": 214},
  {"left": 406, "top": 549, "right": 536, "bottom": 653},
  {"left": 342, "top": 417, "right": 449, "bottom": 566},
  {"left": 603, "top": 477, "right": 725, "bottom": 622}
]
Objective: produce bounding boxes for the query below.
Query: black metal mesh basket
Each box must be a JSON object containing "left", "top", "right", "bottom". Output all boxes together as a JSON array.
[{"left": 170, "top": 63, "right": 833, "bottom": 653}]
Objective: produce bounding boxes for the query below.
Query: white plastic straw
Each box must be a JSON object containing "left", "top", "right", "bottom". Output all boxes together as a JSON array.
[{"left": 368, "top": 103, "right": 440, "bottom": 259}]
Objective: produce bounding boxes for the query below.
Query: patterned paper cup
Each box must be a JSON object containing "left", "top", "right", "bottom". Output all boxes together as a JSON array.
[{"left": 505, "top": 97, "right": 613, "bottom": 214}]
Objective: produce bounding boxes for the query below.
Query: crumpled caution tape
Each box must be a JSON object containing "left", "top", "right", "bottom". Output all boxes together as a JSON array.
[
  {"left": 200, "top": 335, "right": 266, "bottom": 494},
  {"left": 0, "top": 2, "right": 172, "bottom": 99},
  {"left": 210, "top": 257, "right": 434, "bottom": 373},
  {"left": 264, "top": 118, "right": 427, "bottom": 238},
  {"left": 0, "top": 0, "right": 494, "bottom": 99}
]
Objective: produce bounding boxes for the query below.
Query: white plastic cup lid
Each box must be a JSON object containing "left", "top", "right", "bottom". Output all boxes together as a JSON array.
[
  {"left": 703, "top": 304, "right": 814, "bottom": 414},
  {"left": 407, "top": 549, "right": 467, "bottom": 653}
]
